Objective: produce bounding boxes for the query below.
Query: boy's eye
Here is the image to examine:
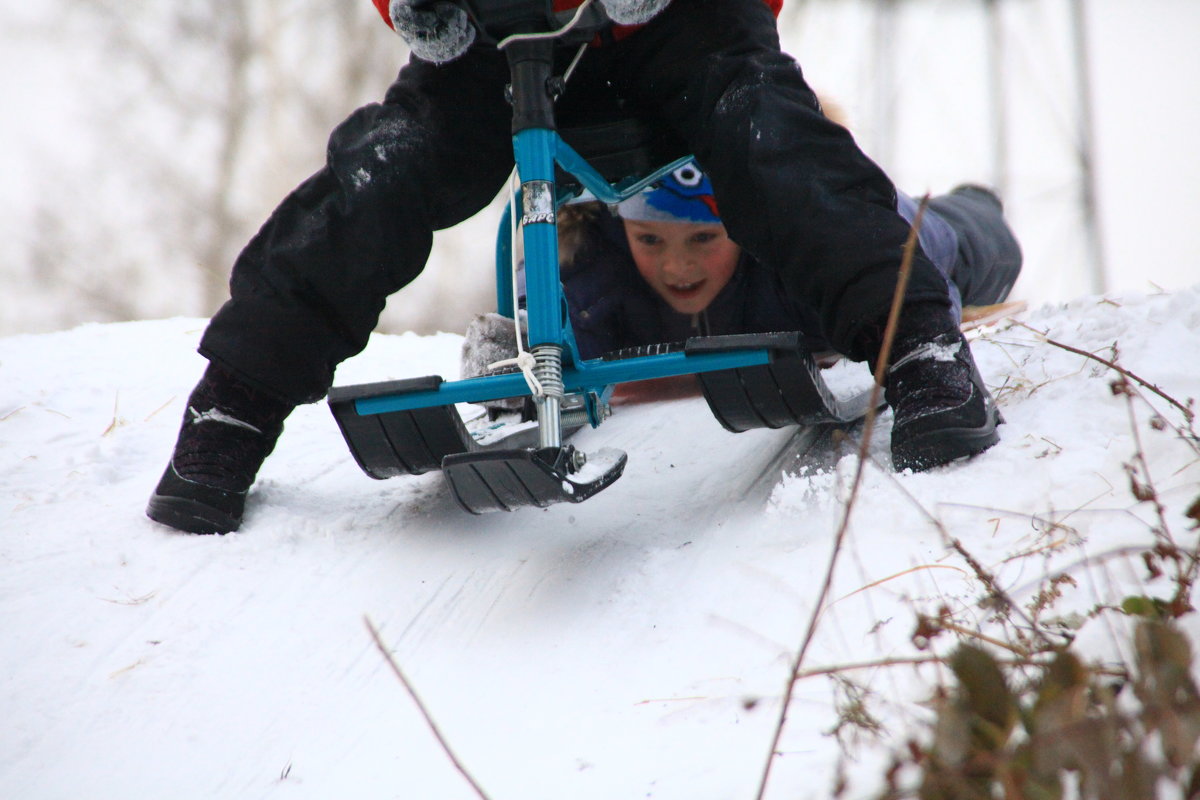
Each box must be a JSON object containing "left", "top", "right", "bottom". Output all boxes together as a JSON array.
[
  {"left": 635, "top": 234, "right": 661, "bottom": 246},
  {"left": 691, "top": 232, "right": 717, "bottom": 244}
]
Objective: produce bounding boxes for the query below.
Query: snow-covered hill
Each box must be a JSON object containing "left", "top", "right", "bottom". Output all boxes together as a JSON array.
[{"left": 3, "top": 286, "right": 1199, "bottom": 799}]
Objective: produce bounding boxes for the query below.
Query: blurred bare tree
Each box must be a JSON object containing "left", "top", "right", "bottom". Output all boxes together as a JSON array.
[{"left": 20, "top": 1, "right": 404, "bottom": 330}]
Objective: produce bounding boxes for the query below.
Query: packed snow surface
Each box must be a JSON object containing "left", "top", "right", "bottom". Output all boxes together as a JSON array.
[{"left": 3, "top": 286, "right": 1199, "bottom": 799}]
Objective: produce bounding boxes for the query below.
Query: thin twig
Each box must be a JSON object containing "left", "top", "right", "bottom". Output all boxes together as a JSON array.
[
  {"left": 364, "top": 616, "right": 494, "bottom": 800},
  {"left": 143, "top": 396, "right": 176, "bottom": 422},
  {"left": 835, "top": 564, "right": 970, "bottom": 603},
  {"left": 754, "top": 197, "right": 929, "bottom": 800},
  {"left": 797, "top": 654, "right": 949, "bottom": 679},
  {"left": 102, "top": 393, "right": 121, "bottom": 437},
  {"left": 794, "top": 654, "right": 1128, "bottom": 681},
  {"left": 1014, "top": 320, "right": 1195, "bottom": 424},
  {"left": 1117, "top": 371, "right": 1176, "bottom": 548},
  {"left": 1000, "top": 536, "right": 1072, "bottom": 562},
  {"left": 1118, "top": 375, "right": 1200, "bottom": 615},
  {"left": 1005, "top": 544, "right": 1163, "bottom": 599},
  {"left": 934, "top": 618, "right": 1031, "bottom": 656}
]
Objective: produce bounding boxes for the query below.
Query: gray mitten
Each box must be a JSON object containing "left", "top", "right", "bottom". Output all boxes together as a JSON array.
[
  {"left": 461, "top": 311, "right": 524, "bottom": 379},
  {"left": 461, "top": 312, "right": 529, "bottom": 413},
  {"left": 596, "top": 0, "right": 672, "bottom": 24},
  {"left": 389, "top": 0, "right": 476, "bottom": 64}
]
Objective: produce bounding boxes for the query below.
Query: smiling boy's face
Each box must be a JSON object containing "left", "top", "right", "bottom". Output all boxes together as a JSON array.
[{"left": 622, "top": 219, "right": 741, "bottom": 315}]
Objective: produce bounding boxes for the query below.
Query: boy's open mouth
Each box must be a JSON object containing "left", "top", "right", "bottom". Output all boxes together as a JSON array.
[{"left": 666, "top": 280, "right": 705, "bottom": 297}]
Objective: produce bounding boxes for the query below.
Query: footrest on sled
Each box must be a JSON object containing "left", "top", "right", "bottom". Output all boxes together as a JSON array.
[
  {"left": 443, "top": 445, "right": 628, "bottom": 515},
  {"left": 687, "top": 332, "right": 874, "bottom": 433}
]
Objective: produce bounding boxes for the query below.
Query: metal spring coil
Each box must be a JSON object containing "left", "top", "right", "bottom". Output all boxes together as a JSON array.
[{"left": 531, "top": 344, "right": 564, "bottom": 399}]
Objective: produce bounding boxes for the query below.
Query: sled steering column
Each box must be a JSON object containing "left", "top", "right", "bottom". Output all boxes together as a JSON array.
[{"left": 438, "top": 35, "right": 627, "bottom": 513}]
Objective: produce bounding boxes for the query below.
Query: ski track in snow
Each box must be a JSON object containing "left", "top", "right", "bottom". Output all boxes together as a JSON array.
[{"left": 3, "top": 286, "right": 1200, "bottom": 799}]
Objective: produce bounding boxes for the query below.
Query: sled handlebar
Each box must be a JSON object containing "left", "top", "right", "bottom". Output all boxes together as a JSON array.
[{"left": 447, "top": 0, "right": 611, "bottom": 46}]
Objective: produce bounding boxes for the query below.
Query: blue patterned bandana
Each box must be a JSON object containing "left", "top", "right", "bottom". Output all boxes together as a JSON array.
[{"left": 617, "top": 162, "right": 721, "bottom": 224}]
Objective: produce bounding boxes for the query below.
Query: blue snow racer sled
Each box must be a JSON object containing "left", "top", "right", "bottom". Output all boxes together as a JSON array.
[{"left": 328, "top": 0, "right": 873, "bottom": 513}]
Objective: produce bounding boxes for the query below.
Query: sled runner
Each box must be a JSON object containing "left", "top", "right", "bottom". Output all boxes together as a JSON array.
[
  {"left": 960, "top": 300, "right": 1028, "bottom": 332},
  {"left": 328, "top": 1, "right": 874, "bottom": 513}
]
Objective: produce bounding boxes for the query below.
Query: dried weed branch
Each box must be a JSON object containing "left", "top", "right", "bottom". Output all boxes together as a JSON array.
[
  {"left": 1015, "top": 319, "right": 1196, "bottom": 430},
  {"left": 796, "top": 654, "right": 1127, "bottom": 683},
  {"left": 1104, "top": 347, "right": 1200, "bottom": 619},
  {"left": 365, "top": 616, "right": 494, "bottom": 800}
]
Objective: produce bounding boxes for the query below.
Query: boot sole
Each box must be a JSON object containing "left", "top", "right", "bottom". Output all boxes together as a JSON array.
[
  {"left": 892, "top": 419, "right": 1000, "bottom": 472},
  {"left": 146, "top": 494, "right": 241, "bottom": 535}
]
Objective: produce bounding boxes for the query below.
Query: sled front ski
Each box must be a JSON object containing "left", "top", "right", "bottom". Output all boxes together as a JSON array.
[{"left": 443, "top": 445, "right": 627, "bottom": 514}]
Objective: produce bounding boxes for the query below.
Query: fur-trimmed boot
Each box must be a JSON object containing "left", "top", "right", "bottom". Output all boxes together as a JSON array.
[
  {"left": 882, "top": 312, "right": 1002, "bottom": 472},
  {"left": 146, "top": 364, "right": 293, "bottom": 534}
]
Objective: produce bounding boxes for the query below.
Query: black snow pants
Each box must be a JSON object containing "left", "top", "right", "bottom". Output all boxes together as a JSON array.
[{"left": 200, "top": 0, "right": 955, "bottom": 405}]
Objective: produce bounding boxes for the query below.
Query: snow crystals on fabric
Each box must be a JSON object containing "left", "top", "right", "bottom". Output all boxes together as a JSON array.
[
  {"left": 389, "top": 0, "right": 476, "bottom": 64},
  {"left": 187, "top": 406, "right": 264, "bottom": 435},
  {"left": 597, "top": 0, "right": 672, "bottom": 24},
  {"left": 368, "top": 118, "right": 422, "bottom": 158},
  {"left": 889, "top": 339, "right": 963, "bottom": 372},
  {"left": 714, "top": 71, "right": 768, "bottom": 119}
]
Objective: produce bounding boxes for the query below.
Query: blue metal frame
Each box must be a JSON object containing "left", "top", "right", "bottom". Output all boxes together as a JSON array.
[
  {"left": 355, "top": 347, "right": 772, "bottom": 415},
  {"left": 494, "top": 143, "right": 694, "bottom": 318},
  {"left": 354, "top": 130, "right": 772, "bottom": 420}
]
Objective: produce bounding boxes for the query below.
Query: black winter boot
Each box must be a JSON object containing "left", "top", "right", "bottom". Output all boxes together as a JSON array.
[
  {"left": 146, "top": 364, "right": 293, "bottom": 534},
  {"left": 885, "top": 328, "right": 1001, "bottom": 471}
]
